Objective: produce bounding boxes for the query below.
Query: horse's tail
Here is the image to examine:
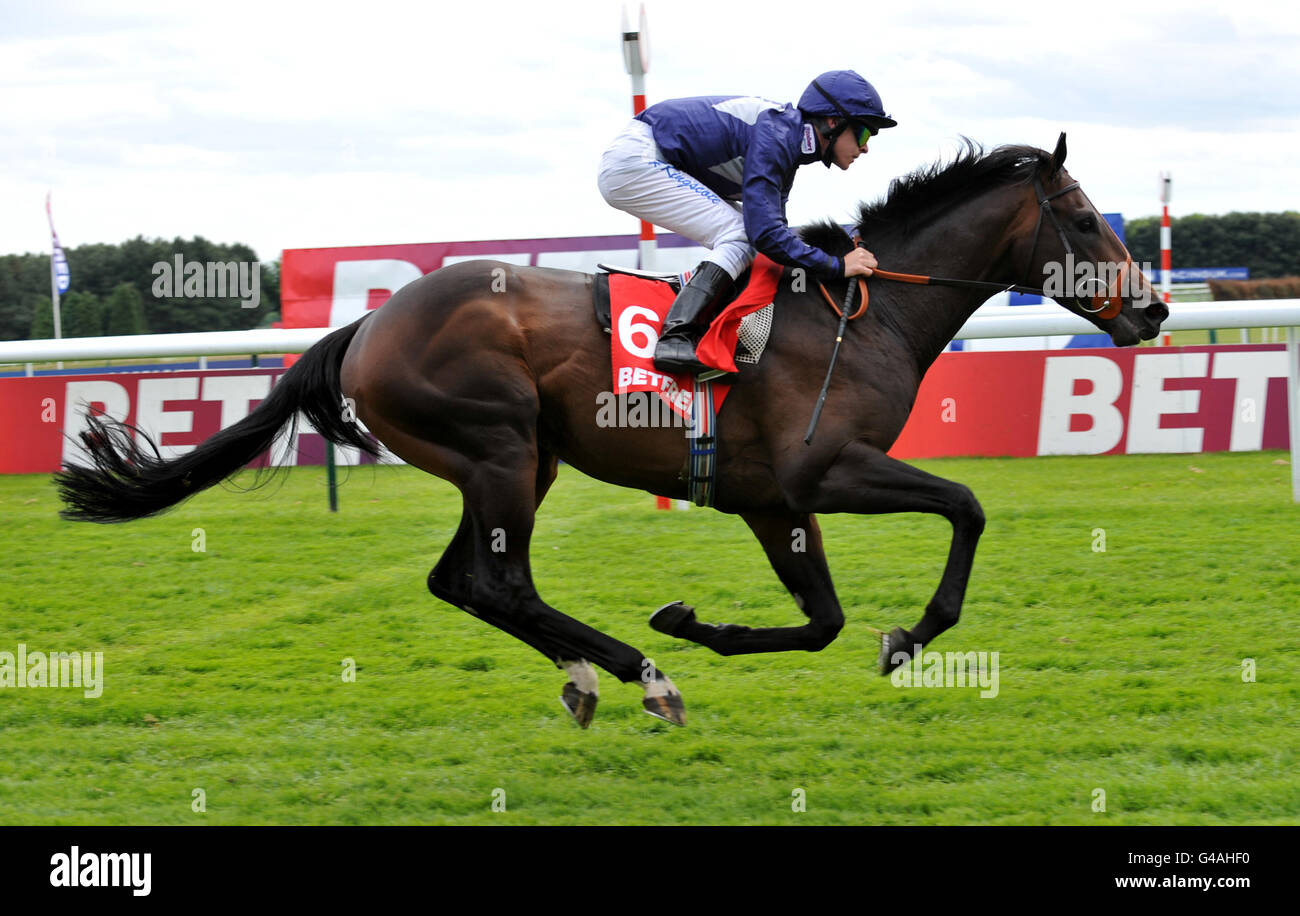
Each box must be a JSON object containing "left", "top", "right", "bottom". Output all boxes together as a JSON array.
[{"left": 56, "top": 318, "right": 378, "bottom": 523}]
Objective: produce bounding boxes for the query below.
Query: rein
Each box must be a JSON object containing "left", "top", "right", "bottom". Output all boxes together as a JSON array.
[
  {"left": 816, "top": 177, "right": 1134, "bottom": 322},
  {"left": 816, "top": 278, "right": 870, "bottom": 319}
]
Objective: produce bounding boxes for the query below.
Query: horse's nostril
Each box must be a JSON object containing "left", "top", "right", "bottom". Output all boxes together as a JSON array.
[{"left": 1145, "top": 301, "right": 1169, "bottom": 324}]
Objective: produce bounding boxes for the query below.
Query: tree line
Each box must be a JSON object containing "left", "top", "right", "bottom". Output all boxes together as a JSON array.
[
  {"left": 1124, "top": 211, "right": 1300, "bottom": 278},
  {"left": 0, "top": 236, "right": 280, "bottom": 342},
  {"left": 3, "top": 213, "right": 1296, "bottom": 341}
]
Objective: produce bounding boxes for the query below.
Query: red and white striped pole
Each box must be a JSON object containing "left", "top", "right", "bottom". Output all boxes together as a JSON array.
[
  {"left": 623, "top": 6, "right": 682, "bottom": 511},
  {"left": 622, "top": 5, "right": 656, "bottom": 275},
  {"left": 1159, "top": 172, "right": 1172, "bottom": 346}
]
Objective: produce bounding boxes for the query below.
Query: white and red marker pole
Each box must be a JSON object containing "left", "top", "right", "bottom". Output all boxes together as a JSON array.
[
  {"left": 1159, "top": 172, "right": 1172, "bottom": 346},
  {"left": 623, "top": 7, "right": 681, "bottom": 511},
  {"left": 622, "top": 4, "right": 656, "bottom": 274}
]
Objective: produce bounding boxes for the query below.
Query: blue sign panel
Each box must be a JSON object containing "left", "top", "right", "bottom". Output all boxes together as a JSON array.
[{"left": 1149, "top": 267, "right": 1250, "bottom": 282}]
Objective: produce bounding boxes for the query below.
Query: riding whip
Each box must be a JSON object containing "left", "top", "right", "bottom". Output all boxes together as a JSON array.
[{"left": 804, "top": 242, "right": 865, "bottom": 445}]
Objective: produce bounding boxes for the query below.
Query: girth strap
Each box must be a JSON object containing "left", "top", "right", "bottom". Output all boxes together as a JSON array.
[{"left": 688, "top": 377, "right": 717, "bottom": 507}]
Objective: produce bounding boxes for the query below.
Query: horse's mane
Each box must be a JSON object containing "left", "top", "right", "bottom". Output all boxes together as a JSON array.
[{"left": 799, "top": 139, "right": 1049, "bottom": 256}]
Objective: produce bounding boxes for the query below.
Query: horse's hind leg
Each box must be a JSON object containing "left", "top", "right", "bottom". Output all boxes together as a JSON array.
[
  {"left": 429, "top": 450, "right": 603, "bottom": 726},
  {"left": 430, "top": 514, "right": 596, "bottom": 726},
  {"left": 651, "top": 511, "right": 845, "bottom": 655},
  {"left": 428, "top": 449, "right": 685, "bottom": 726},
  {"left": 427, "top": 448, "right": 556, "bottom": 618},
  {"left": 527, "top": 453, "right": 604, "bottom": 723},
  {"left": 353, "top": 321, "right": 683, "bottom": 726}
]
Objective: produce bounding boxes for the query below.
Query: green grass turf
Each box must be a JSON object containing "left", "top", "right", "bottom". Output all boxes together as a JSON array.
[{"left": 1, "top": 451, "right": 1296, "bottom": 825}]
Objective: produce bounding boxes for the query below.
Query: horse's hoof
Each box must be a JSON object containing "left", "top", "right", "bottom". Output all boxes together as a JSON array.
[
  {"left": 870, "top": 626, "right": 916, "bottom": 675},
  {"left": 642, "top": 693, "right": 686, "bottom": 726},
  {"left": 650, "top": 601, "right": 696, "bottom": 636},
  {"left": 560, "top": 682, "right": 598, "bottom": 728}
]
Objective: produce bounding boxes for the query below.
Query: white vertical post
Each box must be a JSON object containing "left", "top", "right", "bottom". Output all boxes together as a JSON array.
[
  {"left": 50, "top": 263, "right": 64, "bottom": 371},
  {"left": 50, "top": 263, "right": 63, "bottom": 341},
  {"left": 46, "top": 192, "right": 66, "bottom": 370},
  {"left": 1159, "top": 172, "right": 1172, "bottom": 346},
  {"left": 622, "top": 4, "right": 656, "bottom": 273},
  {"left": 624, "top": 5, "right": 680, "bottom": 511}
]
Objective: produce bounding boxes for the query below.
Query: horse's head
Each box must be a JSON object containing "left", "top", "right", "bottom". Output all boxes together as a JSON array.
[{"left": 1008, "top": 133, "right": 1167, "bottom": 346}]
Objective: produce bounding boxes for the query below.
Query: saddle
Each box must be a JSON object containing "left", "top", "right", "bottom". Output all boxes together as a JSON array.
[{"left": 591, "top": 263, "right": 771, "bottom": 369}]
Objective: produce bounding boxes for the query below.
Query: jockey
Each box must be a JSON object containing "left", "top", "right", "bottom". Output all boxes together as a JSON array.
[{"left": 597, "top": 69, "right": 896, "bottom": 376}]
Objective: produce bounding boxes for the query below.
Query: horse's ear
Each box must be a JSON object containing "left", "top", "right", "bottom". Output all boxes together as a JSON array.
[{"left": 1048, "top": 132, "right": 1067, "bottom": 176}]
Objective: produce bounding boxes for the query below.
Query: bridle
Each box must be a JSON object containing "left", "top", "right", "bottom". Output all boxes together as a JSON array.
[
  {"left": 823, "top": 171, "right": 1137, "bottom": 322},
  {"left": 1020, "top": 176, "right": 1080, "bottom": 290},
  {"left": 1019, "top": 175, "right": 1132, "bottom": 320}
]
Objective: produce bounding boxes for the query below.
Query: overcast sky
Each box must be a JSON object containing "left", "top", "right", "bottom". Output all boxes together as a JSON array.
[{"left": 4, "top": 0, "right": 1298, "bottom": 262}]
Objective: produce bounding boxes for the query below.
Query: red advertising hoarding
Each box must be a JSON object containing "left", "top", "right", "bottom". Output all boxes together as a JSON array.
[
  {"left": 0, "top": 369, "right": 363, "bottom": 475},
  {"left": 893, "top": 344, "right": 1291, "bottom": 458},
  {"left": 280, "top": 234, "right": 706, "bottom": 330},
  {"left": 1, "top": 345, "right": 1289, "bottom": 475}
]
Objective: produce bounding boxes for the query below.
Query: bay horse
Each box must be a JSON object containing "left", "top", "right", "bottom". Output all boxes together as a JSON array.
[{"left": 57, "top": 134, "right": 1166, "bottom": 728}]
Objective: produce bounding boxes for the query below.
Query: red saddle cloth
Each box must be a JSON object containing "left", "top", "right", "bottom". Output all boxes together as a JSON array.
[{"left": 608, "top": 255, "right": 784, "bottom": 421}]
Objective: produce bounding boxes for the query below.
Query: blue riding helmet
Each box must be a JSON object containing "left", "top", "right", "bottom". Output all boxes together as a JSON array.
[
  {"left": 798, "top": 70, "right": 896, "bottom": 165},
  {"left": 797, "top": 70, "right": 897, "bottom": 127}
]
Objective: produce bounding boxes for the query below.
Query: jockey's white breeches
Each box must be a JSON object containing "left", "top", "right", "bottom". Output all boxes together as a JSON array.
[{"left": 597, "top": 118, "right": 755, "bottom": 280}]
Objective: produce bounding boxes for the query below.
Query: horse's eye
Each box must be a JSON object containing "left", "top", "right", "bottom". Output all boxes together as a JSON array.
[{"left": 1077, "top": 216, "right": 1097, "bottom": 232}]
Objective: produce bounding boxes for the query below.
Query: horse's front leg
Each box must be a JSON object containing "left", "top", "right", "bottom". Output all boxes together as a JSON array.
[
  {"left": 792, "top": 440, "right": 986, "bottom": 673},
  {"left": 650, "top": 511, "right": 844, "bottom": 654}
]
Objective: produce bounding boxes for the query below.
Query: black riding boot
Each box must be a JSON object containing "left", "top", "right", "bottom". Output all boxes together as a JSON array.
[{"left": 652, "top": 261, "right": 733, "bottom": 376}]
